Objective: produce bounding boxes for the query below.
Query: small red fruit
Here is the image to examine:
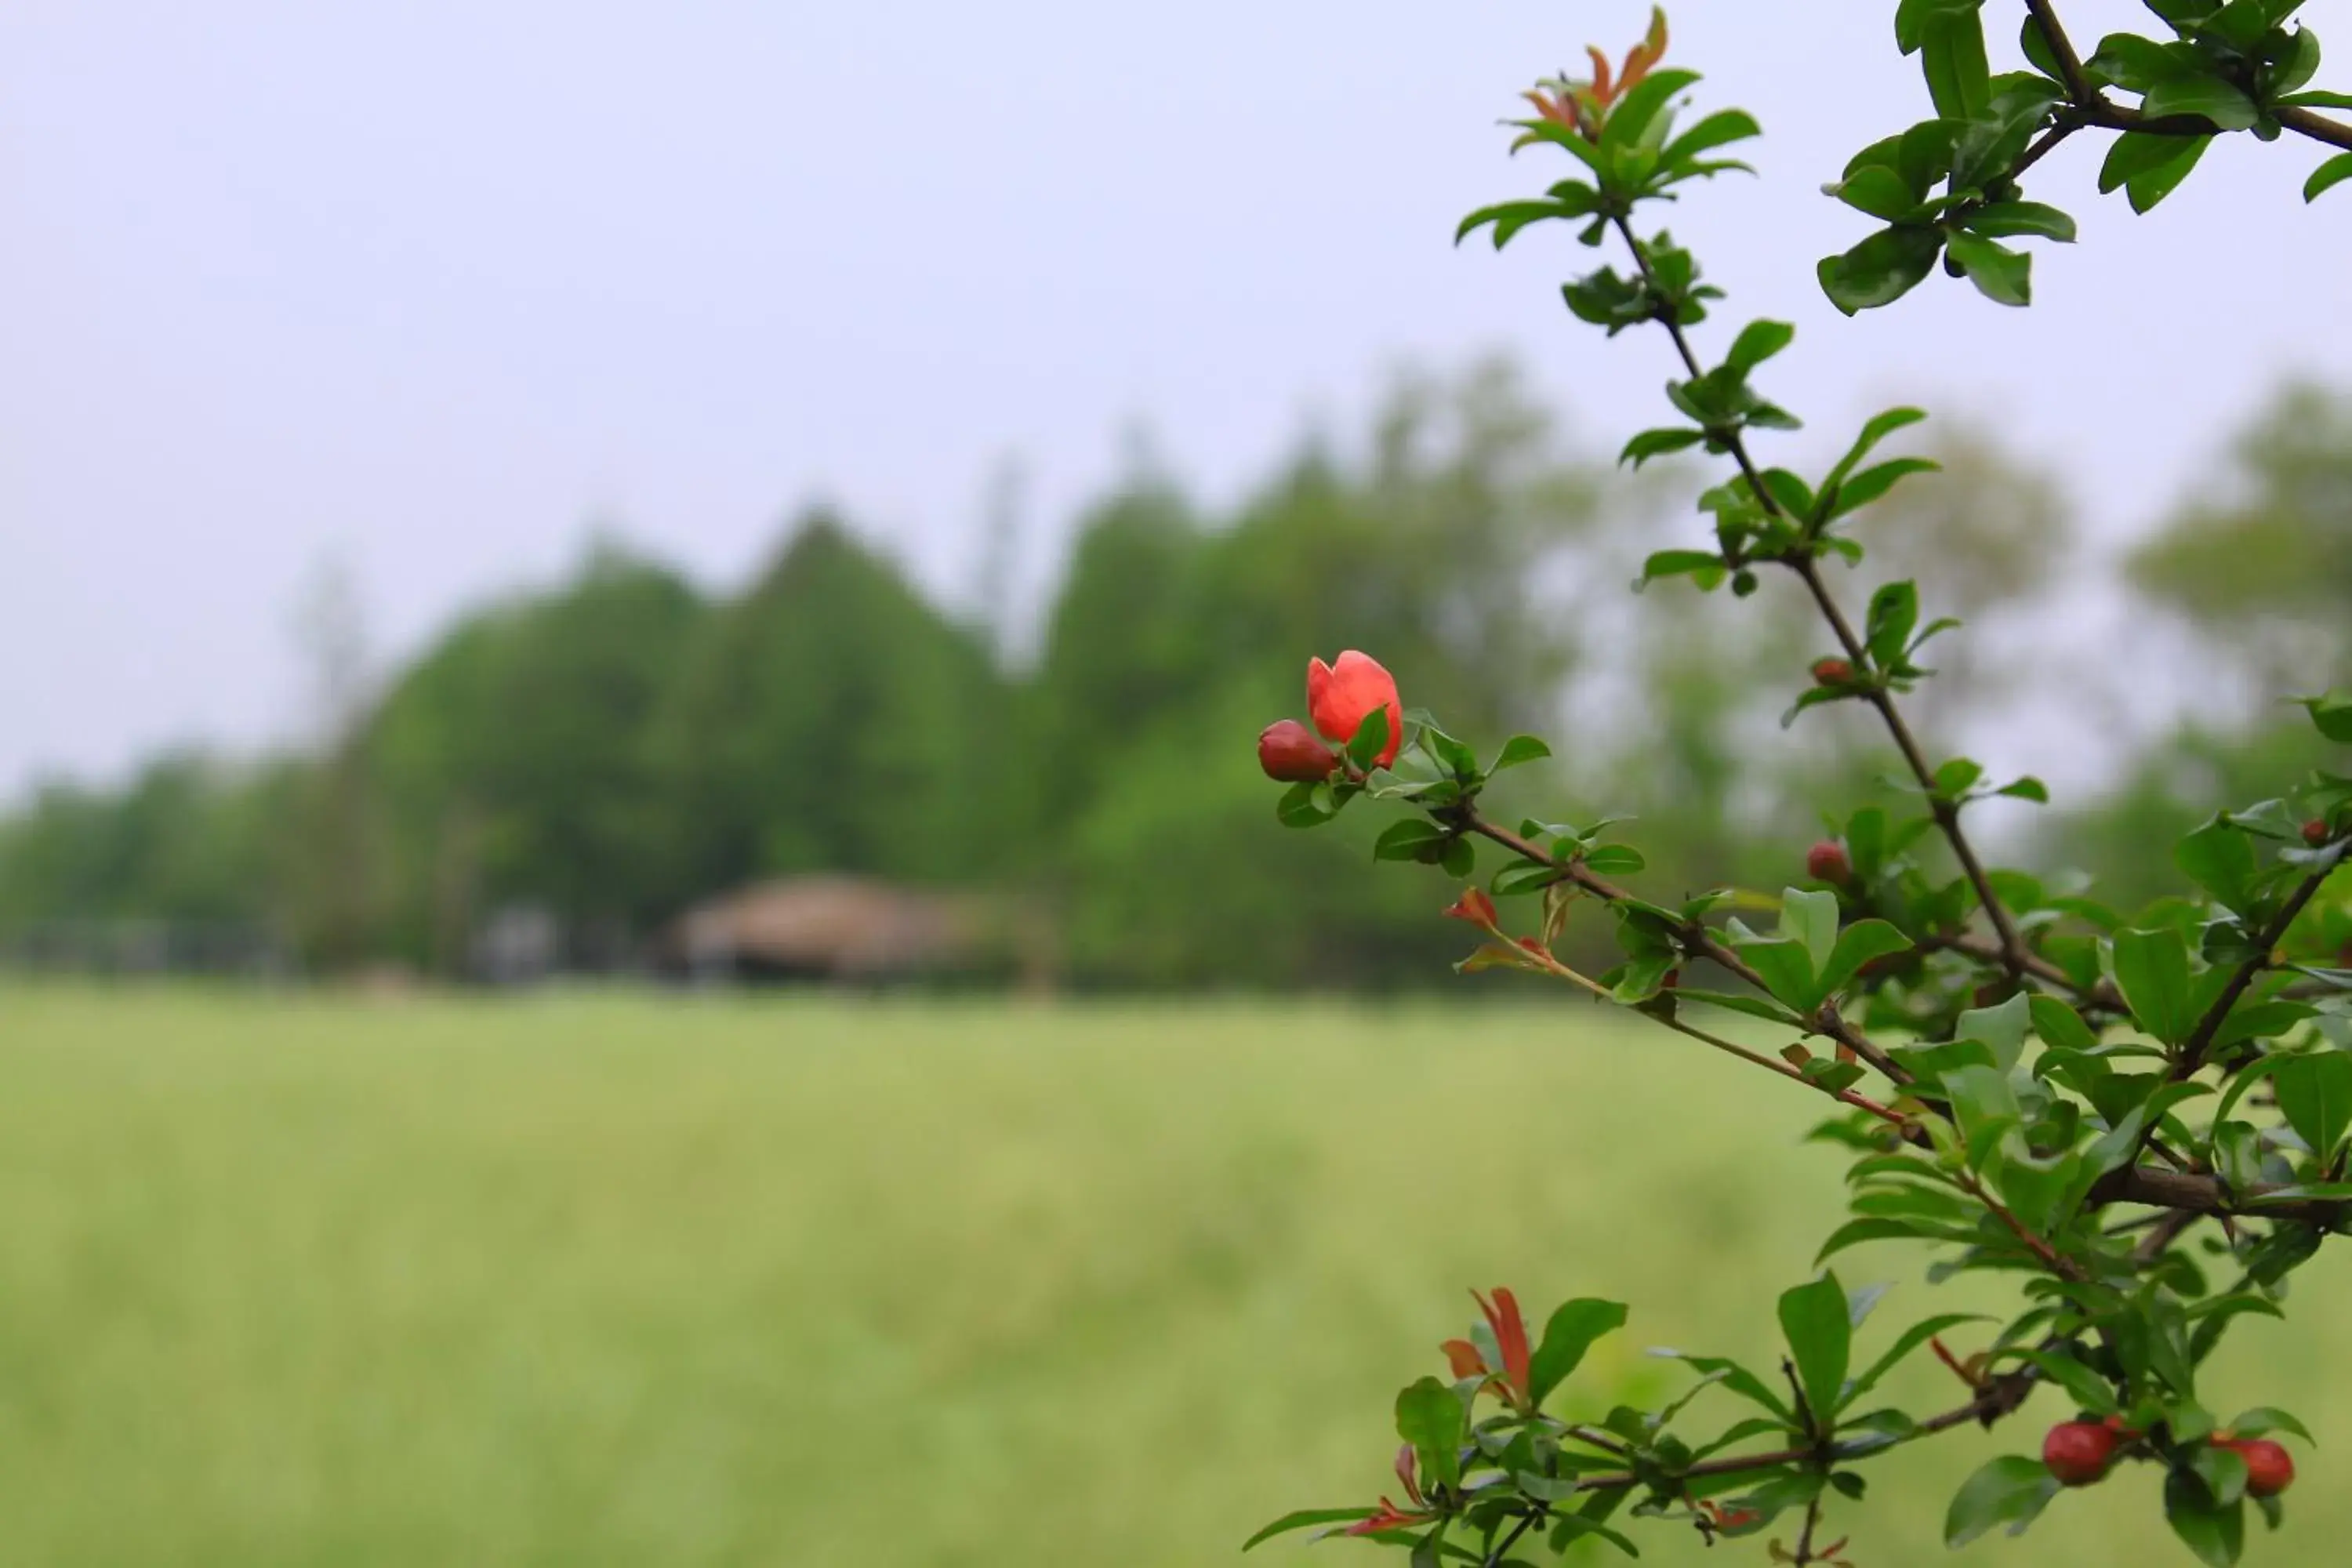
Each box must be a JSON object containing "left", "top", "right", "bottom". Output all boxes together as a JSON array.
[
  {"left": 2042, "top": 1421, "right": 2118, "bottom": 1486},
  {"left": 1807, "top": 840, "right": 1852, "bottom": 884},
  {"left": 1810, "top": 657, "right": 1853, "bottom": 686},
  {"left": 2303, "top": 818, "right": 2332, "bottom": 848},
  {"left": 1257, "top": 720, "right": 1338, "bottom": 782},
  {"left": 2223, "top": 1438, "right": 2296, "bottom": 1497}
]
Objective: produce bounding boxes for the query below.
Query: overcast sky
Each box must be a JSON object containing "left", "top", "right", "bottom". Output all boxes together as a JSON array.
[{"left": 3, "top": 0, "right": 2347, "bottom": 798}]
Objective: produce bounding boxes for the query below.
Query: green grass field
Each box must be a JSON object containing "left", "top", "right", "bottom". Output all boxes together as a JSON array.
[{"left": 1, "top": 987, "right": 2347, "bottom": 1566}]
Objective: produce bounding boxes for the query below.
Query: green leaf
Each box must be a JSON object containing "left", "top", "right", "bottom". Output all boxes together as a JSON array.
[
  {"left": 1662, "top": 108, "right": 1762, "bottom": 167},
  {"left": 1818, "top": 226, "right": 1944, "bottom": 315},
  {"left": 1276, "top": 780, "right": 1336, "bottom": 829},
  {"left": 1346, "top": 705, "right": 1392, "bottom": 771},
  {"left": 1835, "top": 165, "right": 1928, "bottom": 221},
  {"left": 1865, "top": 581, "right": 1920, "bottom": 669},
  {"left": 2177, "top": 818, "right": 2258, "bottom": 910},
  {"left": 2227, "top": 1406, "right": 2314, "bottom": 1443},
  {"left": 1373, "top": 819, "right": 1450, "bottom": 862},
  {"left": 1243, "top": 1508, "right": 1382, "bottom": 1550},
  {"left": 1920, "top": 5, "right": 1994, "bottom": 118},
  {"left": 1439, "top": 836, "right": 1475, "bottom": 879},
  {"left": 1995, "top": 775, "right": 2049, "bottom": 802},
  {"left": 1846, "top": 1312, "right": 1991, "bottom": 1406},
  {"left": 1824, "top": 407, "right": 1929, "bottom": 496},
  {"left": 2031, "top": 994, "right": 2099, "bottom": 1054},
  {"left": 1639, "top": 546, "right": 1726, "bottom": 586},
  {"left": 1946, "top": 1455, "right": 2061, "bottom": 1547},
  {"left": 1599, "top": 69, "right": 1701, "bottom": 158},
  {"left": 1781, "top": 886, "right": 1842, "bottom": 972},
  {"left": 1944, "top": 230, "right": 2032, "bottom": 307},
  {"left": 1455, "top": 199, "right": 1585, "bottom": 249},
  {"left": 1583, "top": 844, "right": 1646, "bottom": 875},
  {"left": 1678, "top": 988, "right": 1809, "bottom": 1026},
  {"left": 1547, "top": 1510, "right": 1640, "bottom": 1558},
  {"left": 2141, "top": 73, "right": 2259, "bottom": 130},
  {"left": 1943, "top": 1063, "right": 2023, "bottom": 1171},
  {"left": 1759, "top": 468, "right": 1814, "bottom": 519},
  {"left": 1395, "top": 1376, "right": 1465, "bottom": 1490},
  {"left": 1819, "top": 920, "right": 1914, "bottom": 994},
  {"left": 1491, "top": 735, "right": 1552, "bottom": 772},
  {"left": 1740, "top": 938, "right": 1819, "bottom": 1011},
  {"left": 1957, "top": 991, "right": 2033, "bottom": 1073},
  {"left": 2024, "top": 1346, "right": 2122, "bottom": 1416},
  {"left": 2305, "top": 153, "right": 2352, "bottom": 201},
  {"left": 1726, "top": 319, "right": 1796, "bottom": 371},
  {"left": 1653, "top": 1351, "right": 1797, "bottom": 1424},
  {"left": 1778, "top": 1273, "right": 1852, "bottom": 1428},
  {"left": 2165, "top": 1469, "right": 2246, "bottom": 1567},
  {"left": 2273, "top": 1051, "right": 2352, "bottom": 1162},
  {"left": 1529, "top": 1298, "right": 1631, "bottom": 1406},
  {"left": 1824, "top": 456, "right": 1940, "bottom": 520},
  {"left": 1964, "top": 200, "right": 2078, "bottom": 241},
  {"left": 2129, "top": 133, "right": 2214, "bottom": 212},
  {"left": 1621, "top": 427, "right": 1707, "bottom": 469},
  {"left": 2298, "top": 693, "right": 2352, "bottom": 742},
  {"left": 2100, "top": 129, "right": 2189, "bottom": 192},
  {"left": 2114, "top": 926, "right": 2196, "bottom": 1044},
  {"left": 1817, "top": 1217, "right": 1936, "bottom": 1261}
]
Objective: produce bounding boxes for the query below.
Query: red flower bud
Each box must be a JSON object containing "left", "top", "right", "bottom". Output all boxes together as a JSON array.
[
  {"left": 1307, "top": 651, "right": 1403, "bottom": 768},
  {"left": 1258, "top": 719, "right": 1338, "bottom": 782},
  {"left": 1810, "top": 657, "right": 1853, "bottom": 687},
  {"left": 2042, "top": 1421, "right": 2118, "bottom": 1486},
  {"left": 2221, "top": 1437, "right": 2295, "bottom": 1497},
  {"left": 1806, "top": 840, "right": 1852, "bottom": 884},
  {"left": 2303, "top": 818, "right": 2332, "bottom": 848}
]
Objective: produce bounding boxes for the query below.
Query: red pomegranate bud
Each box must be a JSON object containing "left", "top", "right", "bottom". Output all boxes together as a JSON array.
[
  {"left": 2223, "top": 1437, "right": 2295, "bottom": 1497},
  {"left": 1810, "top": 657, "right": 1854, "bottom": 686},
  {"left": 1258, "top": 720, "right": 1338, "bottom": 782},
  {"left": 1306, "top": 651, "right": 1404, "bottom": 768},
  {"left": 2042, "top": 1421, "right": 2117, "bottom": 1486},
  {"left": 1806, "top": 840, "right": 1852, "bottom": 884},
  {"left": 2303, "top": 818, "right": 2332, "bottom": 848}
]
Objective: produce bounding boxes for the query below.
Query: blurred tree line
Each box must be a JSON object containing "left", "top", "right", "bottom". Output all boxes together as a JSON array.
[{"left": 4, "top": 367, "right": 2347, "bottom": 988}]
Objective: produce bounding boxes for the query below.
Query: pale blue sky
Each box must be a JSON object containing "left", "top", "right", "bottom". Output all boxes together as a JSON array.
[{"left": 4, "top": 0, "right": 2347, "bottom": 795}]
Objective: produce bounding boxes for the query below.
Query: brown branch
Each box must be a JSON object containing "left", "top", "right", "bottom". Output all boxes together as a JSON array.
[
  {"left": 1459, "top": 809, "right": 1914, "bottom": 1088},
  {"left": 1915, "top": 930, "right": 2125, "bottom": 1013},
  {"left": 1788, "top": 557, "right": 2028, "bottom": 971},
  {"left": 1572, "top": 1367, "right": 2041, "bottom": 1494},
  {"left": 1602, "top": 214, "right": 2034, "bottom": 987},
  {"left": 2171, "top": 867, "right": 2337, "bottom": 1082},
  {"left": 2089, "top": 1163, "right": 2349, "bottom": 1230},
  {"left": 2024, "top": 0, "right": 2352, "bottom": 152}
]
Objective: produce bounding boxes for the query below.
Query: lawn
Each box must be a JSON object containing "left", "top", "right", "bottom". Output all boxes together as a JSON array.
[{"left": 0, "top": 986, "right": 2345, "bottom": 1566}]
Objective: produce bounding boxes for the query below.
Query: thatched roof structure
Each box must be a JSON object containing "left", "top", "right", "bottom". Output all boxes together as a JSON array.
[{"left": 669, "top": 876, "right": 996, "bottom": 980}]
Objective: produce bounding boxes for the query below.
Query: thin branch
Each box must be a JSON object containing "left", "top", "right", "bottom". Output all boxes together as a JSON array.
[
  {"left": 1484, "top": 1515, "right": 1538, "bottom": 1568},
  {"left": 1450, "top": 862, "right": 1907, "bottom": 1125},
  {"left": 1915, "top": 929, "right": 2125, "bottom": 1013},
  {"left": 1573, "top": 1367, "right": 2041, "bottom": 1493},
  {"left": 1459, "top": 808, "right": 1914, "bottom": 1087},
  {"left": 2171, "top": 867, "right": 2337, "bottom": 1081},
  {"left": 2089, "top": 1163, "right": 2348, "bottom": 1229},
  {"left": 1789, "top": 556, "right": 2027, "bottom": 970},
  {"left": 2025, "top": 0, "right": 2352, "bottom": 152},
  {"left": 1957, "top": 1167, "right": 2083, "bottom": 1279},
  {"left": 2023, "top": 0, "right": 2099, "bottom": 108},
  {"left": 1792, "top": 1495, "right": 1824, "bottom": 1566}
]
